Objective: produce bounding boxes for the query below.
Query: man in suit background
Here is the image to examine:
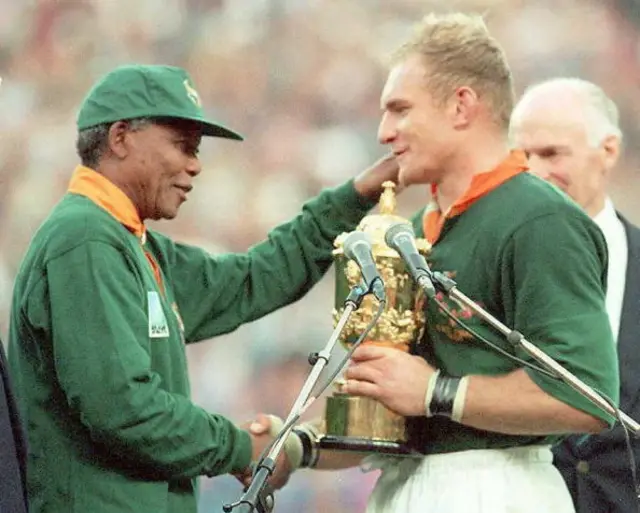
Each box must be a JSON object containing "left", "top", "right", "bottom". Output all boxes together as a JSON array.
[
  {"left": 510, "top": 77, "right": 640, "bottom": 513},
  {"left": 1, "top": 338, "right": 29, "bottom": 513},
  {"left": 0, "top": 74, "right": 29, "bottom": 513}
]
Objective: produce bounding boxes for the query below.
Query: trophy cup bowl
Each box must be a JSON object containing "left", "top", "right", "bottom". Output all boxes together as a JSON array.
[{"left": 320, "top": 181, "right": 431, "bottom": 455}]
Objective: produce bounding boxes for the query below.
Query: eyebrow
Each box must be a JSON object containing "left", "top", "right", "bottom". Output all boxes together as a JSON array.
[
  {"left": 173, "top": 131, "right": 201, "bottom": 139},
  {"left": 527, "top": 144, "right": 571, "bottom": 154},
  {"left": 167, "top": 126, "right": 202, "bottom": 142},
  {"left": 381, "top": 98, "right": 410, "bottom": 111},
  {"left": 154, "top": 117, "right": 202, "bottom": 137}
]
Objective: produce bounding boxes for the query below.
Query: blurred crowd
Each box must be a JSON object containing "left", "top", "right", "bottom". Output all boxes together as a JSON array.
[{"left": 1, "top": 0, "right": 639, "bottom": 511}]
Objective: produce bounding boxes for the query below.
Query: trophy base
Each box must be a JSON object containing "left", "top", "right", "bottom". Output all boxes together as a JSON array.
[
  {"left": 317, "top": 434, "right": 418, "bottom": 456},
  {"left": 324, "top": 392, "right": 408, "bottom": 447}
]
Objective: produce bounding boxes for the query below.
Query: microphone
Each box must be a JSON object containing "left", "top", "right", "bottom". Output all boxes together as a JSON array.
[
  {"left": 343, "top": 231, "right": 386, "bottom": 302},
  {"left": 384, "top": 222, "right": 436, "bottom": 298}
]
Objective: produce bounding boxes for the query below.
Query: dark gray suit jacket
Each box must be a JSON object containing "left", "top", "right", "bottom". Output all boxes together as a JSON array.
[
  {"left": 553, "top": 214, "right": 640, "bottom": 513},
  {"left": 0, "top": 339, "right": 28, "bottom": 513}
]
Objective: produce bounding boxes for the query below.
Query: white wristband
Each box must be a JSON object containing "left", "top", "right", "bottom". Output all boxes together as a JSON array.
[
  {"left": 424, "top": 372, "right": 468, "bottom": 423},
  {"left": 451, "top": 376, "right": 469, "bottom": 423},
  {"left": 265, "top": 415, "right": 304, "bottom": 470},
  {"left": 424, "top": 370, "right": 441, "bottom": 417}
]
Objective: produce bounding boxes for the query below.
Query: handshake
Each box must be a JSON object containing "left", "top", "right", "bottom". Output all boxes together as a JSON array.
[
  {"left": 232, "top": 341, "right": 440, "bottom": 493},
  {"left": 234, "top": 414, "right": 321, "bottom": 491}
]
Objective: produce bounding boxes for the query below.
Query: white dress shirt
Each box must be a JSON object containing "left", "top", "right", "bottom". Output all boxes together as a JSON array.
[{"left": 593, "top": 198, "right": 628, "bottom": 342}]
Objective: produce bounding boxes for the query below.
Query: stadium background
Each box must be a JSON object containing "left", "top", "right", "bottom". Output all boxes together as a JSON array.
[{"left": 1, "top": 1, "right": 639, "bottom": 511}]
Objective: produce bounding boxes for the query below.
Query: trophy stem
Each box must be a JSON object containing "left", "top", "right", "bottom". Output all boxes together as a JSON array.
[{"left": 286, "top": 285, "right": 366, "bottom": 420}]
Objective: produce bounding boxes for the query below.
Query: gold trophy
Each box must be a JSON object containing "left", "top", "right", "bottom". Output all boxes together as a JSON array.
[{"left": 320, "top": 181, "right": 431, "bottom": 454}]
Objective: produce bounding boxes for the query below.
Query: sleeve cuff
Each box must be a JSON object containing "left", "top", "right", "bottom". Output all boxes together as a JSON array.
[
  {"left": 229, "top": 428, "right": 253, "bottom": 474},
  {"left": 329, "top": 179, "right": 378, "bottom": 222},
  {"left": 525, "top": 367, "right": 617, "bottom": 428}
]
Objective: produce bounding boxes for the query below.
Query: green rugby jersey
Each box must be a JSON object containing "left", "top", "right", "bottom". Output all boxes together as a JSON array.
[{"left": 409, "top": 167, "right": 618, "bottom": 455}]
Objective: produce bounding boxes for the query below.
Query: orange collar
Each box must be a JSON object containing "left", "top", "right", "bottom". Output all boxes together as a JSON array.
[
  {"left": 423, "top": 150, "right": 528, "bottom": 244},
  {"left": 67, "top": 165, "right": 146, "bottom": 239}
]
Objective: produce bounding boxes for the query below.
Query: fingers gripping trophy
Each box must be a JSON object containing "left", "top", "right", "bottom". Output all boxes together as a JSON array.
[{"left": 321, "top": 181, "right": 431, "bottom": 454}]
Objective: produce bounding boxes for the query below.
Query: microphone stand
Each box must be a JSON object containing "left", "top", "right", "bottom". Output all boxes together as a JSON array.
[
  {"left": 424, "top": 269, "right": 640, "bottom": 436},
  {"left": 223, "top": 284, "right": 370, "bottom": 513}
]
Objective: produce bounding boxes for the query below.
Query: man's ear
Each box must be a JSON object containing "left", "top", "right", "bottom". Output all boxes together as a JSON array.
[
  {"left": 449, "top": 86, "right": 480, "bottom": 130},
  {"left": 107, "top": 121, "right": 133, "bottom": 160},
  {"left": 599, "top": 134, "right": 621, "bottom": 179}
]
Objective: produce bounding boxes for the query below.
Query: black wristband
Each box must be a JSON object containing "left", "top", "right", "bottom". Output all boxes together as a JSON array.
[
  {"left": 292, "top": 428, "right": 314, "bottom": 469},
  {"left": 429, "top": 374, "right": 461, "bottom": 418}
]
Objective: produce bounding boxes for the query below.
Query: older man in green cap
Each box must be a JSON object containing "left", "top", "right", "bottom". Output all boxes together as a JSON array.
[{"left": 7, "top": 64, "right": 400, "bottom": 513}]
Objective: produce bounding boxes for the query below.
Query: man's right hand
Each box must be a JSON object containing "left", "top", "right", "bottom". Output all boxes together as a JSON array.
[
  {"left": 353, "top": 153, "right": 401, "bottom": 201},
  {"left": 235, "top": 414, "right": 293, "bottom": 491}
]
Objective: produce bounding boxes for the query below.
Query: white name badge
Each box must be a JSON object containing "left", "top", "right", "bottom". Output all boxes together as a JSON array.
[{"left": 147, "top": 291, "right": 169, "bottom": 338}]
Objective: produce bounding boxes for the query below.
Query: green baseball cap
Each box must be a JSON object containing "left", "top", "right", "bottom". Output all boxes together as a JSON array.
[{"left": 77, "top": 64, "right": 243, "bottom": 140}]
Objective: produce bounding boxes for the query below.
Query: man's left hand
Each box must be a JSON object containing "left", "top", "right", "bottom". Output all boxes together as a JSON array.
[{"left": 343, "top": 345, "right": 436, "bottom": 417}]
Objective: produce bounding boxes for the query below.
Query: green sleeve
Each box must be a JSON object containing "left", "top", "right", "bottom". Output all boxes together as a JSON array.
[
  {"left": 45, "top": 241, "right": 252, "bottom": 479},
  {"left": 501, "top": 211, "right": 620, "bottom": 426},
  {"left": 162, "top": 180, "right": 375, "bottom": 342}
]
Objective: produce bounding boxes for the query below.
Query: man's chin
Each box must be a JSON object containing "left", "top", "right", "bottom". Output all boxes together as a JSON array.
[
  {"left": 162, "top": 210, "right": 179, "bottom": 220},
  {"left": 150, "top": 208, "right": 179, "bottom": 221},
  {"left": 399, "top": 166, "right": 430, "bottom": 187}
]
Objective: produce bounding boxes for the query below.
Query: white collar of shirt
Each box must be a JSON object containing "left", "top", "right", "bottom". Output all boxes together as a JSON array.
[
  {"left": 593, "top": 197, "right": 628, "bottom": 342},
  {"left": 594, "top": 198, "right": 622, "bottom": 238}
]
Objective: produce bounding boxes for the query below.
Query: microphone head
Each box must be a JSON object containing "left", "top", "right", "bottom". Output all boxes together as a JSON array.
[
  {"left": 343, "top": 231, "right": 373, "bottom": 261},
  {"left": 384, "top": 222, "right": 415, "bottom": 250}
]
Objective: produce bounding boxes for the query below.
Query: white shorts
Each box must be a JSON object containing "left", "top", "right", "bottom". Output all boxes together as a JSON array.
[{"left": 364, "top": 445, "right": 575, "bottom": 513}]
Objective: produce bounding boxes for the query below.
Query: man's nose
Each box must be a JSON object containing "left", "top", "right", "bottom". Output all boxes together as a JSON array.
[
  {"left": 377, "top": 113, "right": 396, "bottom": 145},
  {"left": 186, "top": 157, "right": 202, "bottom": 177}
]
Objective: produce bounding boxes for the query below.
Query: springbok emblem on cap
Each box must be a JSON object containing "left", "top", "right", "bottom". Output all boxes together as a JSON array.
[{"left": 183, "top": 79, "right": 201, "bottom": 107}]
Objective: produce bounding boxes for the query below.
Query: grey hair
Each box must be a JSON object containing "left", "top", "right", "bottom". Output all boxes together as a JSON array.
[
  {"left": 76, "top": 117, "right": 153, "bottom": 169},
  {"left": 516, "top": 78, "right": 622, "bottom": 147}
]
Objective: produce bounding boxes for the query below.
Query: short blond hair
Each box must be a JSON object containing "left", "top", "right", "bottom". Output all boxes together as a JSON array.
[{"left": 392, "top": 12, "right": 514, "bottom": 128}]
